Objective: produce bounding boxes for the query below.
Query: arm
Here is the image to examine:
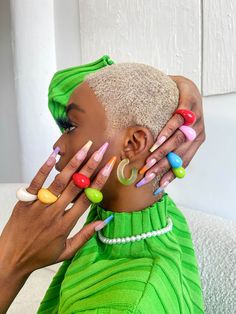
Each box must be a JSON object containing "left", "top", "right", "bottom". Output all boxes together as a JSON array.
[
  {"left": 0, "top": 263, "right": 29, "bottom": 314},
  {"left": 0, "top": 143, "right": 115, "bottom": 312}
]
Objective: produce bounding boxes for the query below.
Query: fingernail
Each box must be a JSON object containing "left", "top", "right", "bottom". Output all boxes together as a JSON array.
[
  {"left": 149, "top": 136, "right": 167, "bottom": 153},
  {"left": 153, "top": 180, "right": 170, "bottom": 196},
  {"left": 139, "top": 158, "right": 157, "bottom": 175},
  {"left": 46, "top": 147, "right": 60, "bottom": 166},
  {"left": 101, "top": 156, "right": 117, "bottom": 176},
  {"left": 94, "top": 142, "right": 109, "bottom": 162},
  {"left": 95, "top": 215, "right": 114, "bottom": 231},
  {"left": 136, "top": 172, "right": 156, "bottom": 188},
  {"left": 76, "top": 140, "right": 93, "bottom": 160}
]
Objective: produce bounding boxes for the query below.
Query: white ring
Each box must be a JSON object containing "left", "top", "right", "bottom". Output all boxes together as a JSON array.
[{"left": 16, "top": 187, "right": 38, "bottom": 202}]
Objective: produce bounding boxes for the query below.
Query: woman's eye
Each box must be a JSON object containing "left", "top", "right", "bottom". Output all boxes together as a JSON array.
[
  {"left": 65, "top": 126, "right": 76, "bottom": 133},
  {"left": 56, "top": 117, "right": 77, "bottom": 134}
]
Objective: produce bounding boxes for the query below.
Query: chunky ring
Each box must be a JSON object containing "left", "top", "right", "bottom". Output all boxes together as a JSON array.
[
  {"left": 16, "top": 187, "right": 38, "bottom": 202},
  {"left": 179, "top": 125, "right": 196, "bottom": 141},
  {"left": 37, "top": 188, "right": 58, "bottom": 204},
  {"left": 73, "top": 173, "right": 90, "bottom": 189},
  {"left": 85, "top": 188, "right": 103, "bottom": 203},
  {"left": 167, "top": 152, "right": 186, "bottom": 179},
  {"left": 174, "top": 109, "right": 196, "bottom": 126}
]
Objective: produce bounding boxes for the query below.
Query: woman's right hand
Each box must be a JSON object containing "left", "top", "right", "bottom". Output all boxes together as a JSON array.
[{"left": 0, "top": 140, "right": 115, "bottom": 278}]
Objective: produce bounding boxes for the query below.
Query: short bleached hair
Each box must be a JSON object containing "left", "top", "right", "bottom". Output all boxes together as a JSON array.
[{"left": 85, "top": 62, "right": 179, "bottom": 139}]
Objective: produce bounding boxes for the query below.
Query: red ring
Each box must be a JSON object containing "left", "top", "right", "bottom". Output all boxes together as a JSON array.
[
  {"left": 173, "top": 109, "right": 196, "bottom": 126},
  {"left": 72, "top": 173, "right": 90, "bottom": 189}
]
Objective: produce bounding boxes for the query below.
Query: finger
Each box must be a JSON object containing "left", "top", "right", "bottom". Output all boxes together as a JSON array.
[
  {"left": 175, "top": 133, "right": 205, "bottom": 168},
  {"left": 47, "top": 140, "right": 94, "bottom": 196},
  {"left": 149, "top": 113, "right": 184, "bottom": 153},
  {"left": 140, "top": 129, "right": 186, "bottom": 175},
  {"left": 26, "top": 147, "right": 60, "bottom": 195},
  {"left": 158, "top": 170, "right": 176, "bottom": 189},
  {"left": 158, "top": 135, "right": 204, "bottom": 188},
  {"left": 63, "top": 156, "right": 117, "bottom": 231},
  {"left": 55, "top": 220, "right": 104, "bottom": 262},
  {"left": 48, "top": 141, "right": 110, "bottom": 197}
]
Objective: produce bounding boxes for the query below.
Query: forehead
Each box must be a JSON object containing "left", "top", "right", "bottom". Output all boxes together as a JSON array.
[{"left": 67, "top": 81, "right": 107, "bottom": 122}]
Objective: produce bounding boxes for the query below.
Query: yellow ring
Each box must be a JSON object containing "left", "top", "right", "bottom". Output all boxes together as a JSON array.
[{"left": 37, "top": 188, "right": 58, "bottom": 204}]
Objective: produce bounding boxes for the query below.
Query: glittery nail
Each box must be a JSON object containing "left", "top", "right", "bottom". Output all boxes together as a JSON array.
[
  {"left": 94, "top": 142, "right": 109, "bottom": 162},
  {"left": 149, "top": 136, "right": 167, "bottom": 153},
  {"left": 95, "top": 215, "right": 114, "bottom": 231},
  {"left": 153, "top": 180, "right": 170, "bottom": 196},
  {"left": 46, "top": 147, "right": 60, "bottom": 166},
  {"left": 136, "top": 172, "right": 156, "bottom": 188},
  {"left": 139, "top": 158, "right": 157, "bottom": 175},
  {"left": 101, "top": 156, "right": 117, "bottom": 176},
  {"left": 76, "top": 140, "right": 93, "bottom": 160}
]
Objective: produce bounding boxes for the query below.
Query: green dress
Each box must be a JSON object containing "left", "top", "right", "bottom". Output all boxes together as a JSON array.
[{"left": 37, "top": 193, "right": 205, "bottom": 313}]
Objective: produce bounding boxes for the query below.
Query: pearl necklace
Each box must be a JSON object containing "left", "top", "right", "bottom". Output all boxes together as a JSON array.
[{"left": 97, "top": 216, "right": 173, "bottom": 245}]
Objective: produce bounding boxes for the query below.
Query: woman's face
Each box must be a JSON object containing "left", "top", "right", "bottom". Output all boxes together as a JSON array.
[{"left": 54, "top": 81, "right": 119, "bottom": 173}]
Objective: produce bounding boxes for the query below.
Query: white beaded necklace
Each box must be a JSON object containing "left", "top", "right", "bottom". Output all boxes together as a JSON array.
[{"left": 97, "top": 216, "right": 173, "bottom": 245}]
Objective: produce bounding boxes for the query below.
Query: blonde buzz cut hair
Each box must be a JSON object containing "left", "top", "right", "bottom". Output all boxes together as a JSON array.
[{"left": 85, "top": 62, "right": 179, "bottom": 139}]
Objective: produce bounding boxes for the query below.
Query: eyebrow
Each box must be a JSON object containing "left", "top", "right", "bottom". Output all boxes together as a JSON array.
[{"left": 66, "top": 103, "right": 85, "bottom": 115}]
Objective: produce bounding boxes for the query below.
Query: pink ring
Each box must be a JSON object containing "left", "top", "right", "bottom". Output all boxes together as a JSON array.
[{"left": 179, "top": 125, "right": 196, "bottom": 141}]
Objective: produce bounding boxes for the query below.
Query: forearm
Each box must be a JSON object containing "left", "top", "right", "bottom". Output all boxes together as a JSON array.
[{"left": 0, "top": 264, "right": 29, "bottom": 313}]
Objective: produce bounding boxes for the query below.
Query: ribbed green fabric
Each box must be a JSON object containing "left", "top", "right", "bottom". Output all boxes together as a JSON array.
[
  {"left": 48, "top": 55, "right": 115, "bottom": 133},
  {"left": 37, "top": 194, "right": 205, "bottom": 313}
]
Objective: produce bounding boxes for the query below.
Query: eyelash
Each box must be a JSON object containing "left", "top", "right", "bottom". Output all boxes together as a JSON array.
[{"left": 56, "top": 117, "right": 77, "bottom": 133}]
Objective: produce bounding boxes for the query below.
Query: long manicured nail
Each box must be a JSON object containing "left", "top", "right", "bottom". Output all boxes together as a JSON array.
[
  {"left": 136, "top": 172, "right": 156, "bottom": 188},
  {"left": 139, "top": 158, "right": 157, "bottom": 175},
  {"left": 95, "top": 215, "right": 114, "bottom": 231},
  {"left": 153, "top": 180, "right": 170, "bottom": 196},
  {"left": 94, "top": 142, "right": 109, "bottom": 162},
  {"left": 149, "top": 136, "right": 167, "bottom": 153},
  {"left": 76, "top": 140, "right": 93, "bottom": 160},
  {"left": 46, "top": 147, "right": 60, "bottom": 166},
  {"left": 101, "top": 156, "right": 117, "bottom": 176}
]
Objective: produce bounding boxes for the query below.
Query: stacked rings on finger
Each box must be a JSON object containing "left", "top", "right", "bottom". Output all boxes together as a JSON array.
[
  {"left": 72, "top": 173, "right": 103, "bottom": 203},
  {"left": 167, "top": 152, "right": 186, "bottom": 179},
  {"left": 173, "top": 109, "right": 197, "bottom": 141}
]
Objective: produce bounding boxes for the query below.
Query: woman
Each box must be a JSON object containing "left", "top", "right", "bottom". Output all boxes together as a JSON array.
[{"left": 0, "top": 56, "right": 205, "bottom": 313}]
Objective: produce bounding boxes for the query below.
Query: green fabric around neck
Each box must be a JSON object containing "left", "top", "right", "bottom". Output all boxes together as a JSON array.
[
  {"left": 48, "top": 55, "right": 115, "bottom": 133},
  {"left": 37, "top": 193, "right": 205, "bottom": 313}
]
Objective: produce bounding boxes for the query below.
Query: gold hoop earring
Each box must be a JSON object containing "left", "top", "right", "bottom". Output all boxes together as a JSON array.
[{"left": 117, "top": 158, "right": 138, "bottom": 186}]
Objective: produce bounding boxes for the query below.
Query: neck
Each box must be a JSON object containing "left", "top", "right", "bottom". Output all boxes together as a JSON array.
[{"left": 101, "top": 182, "right": 162, "bottom": 212}]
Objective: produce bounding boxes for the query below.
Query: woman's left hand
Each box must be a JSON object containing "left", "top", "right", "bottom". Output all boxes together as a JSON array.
[{"left": 140, "top": 75, "right": 206, "bottom": 188}]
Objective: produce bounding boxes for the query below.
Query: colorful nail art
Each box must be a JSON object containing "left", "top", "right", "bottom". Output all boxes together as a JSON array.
[
  {"left": 94, "top": 142, "right": 109, "bottom": 162},
  {"left": 153, "top": 180, "right": 170, "bottom": 196},
  {"left": 139, "top": 158, "right": 157, "bottom": 175},
  {"left": 101, "top": 156, "right": 117, "bottom": 176},
  {"left": 149, "top": 136, "right": 167, "bottom": 153},
  {"left": 136, "top": 172, "right": 156, "bottom": 188},
  {"left": 95, "top": 215, "right": 114, "bottom": 231},
  {"left": 46, "top": 147, "right": 60, "bottom": 166},
  {"left": 76, "top": 140, "right": 93, "bottom": 160}
]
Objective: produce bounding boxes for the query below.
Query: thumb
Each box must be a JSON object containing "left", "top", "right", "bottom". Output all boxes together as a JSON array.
[{"left": 56, "top": 217, "right": 113, "bottom": 262}]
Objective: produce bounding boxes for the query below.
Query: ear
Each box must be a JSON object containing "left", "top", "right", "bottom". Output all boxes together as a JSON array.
[{"left": 121, "top": 126, "right": 154, "bottom": 161}]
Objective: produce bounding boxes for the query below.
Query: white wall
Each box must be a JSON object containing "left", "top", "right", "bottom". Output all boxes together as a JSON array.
[
  {"left": 0, "top": 0, "right": 22, "bottom": 182},
  {"left": 168, "top": 92, "right": 236, "bottom": 221},
  {"left": 10, "top": 0, "right": 60, "bottom": 185}
]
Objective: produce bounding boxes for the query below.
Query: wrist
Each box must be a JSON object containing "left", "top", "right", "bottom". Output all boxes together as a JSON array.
[{"left": 0, "top": 262, "right": 29, "bottom": 313}]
